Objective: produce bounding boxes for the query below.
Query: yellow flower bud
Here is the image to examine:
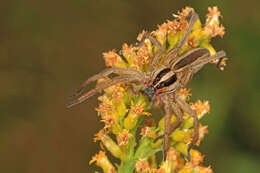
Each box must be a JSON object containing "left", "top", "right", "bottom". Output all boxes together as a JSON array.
[
  {"left": 94, "top": 130, "right": 122, "bottom": 159},
  {"left": 89, "top": 151, "right": 116, "bottom": 173}
]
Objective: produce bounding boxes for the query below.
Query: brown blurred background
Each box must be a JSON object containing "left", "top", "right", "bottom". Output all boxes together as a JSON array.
[{"left": 0, "top": 0, "right": 260, "bottom": 172}]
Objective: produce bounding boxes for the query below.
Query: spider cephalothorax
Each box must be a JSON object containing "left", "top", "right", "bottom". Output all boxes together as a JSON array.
[{"left": 67, "top": 11, "right": 226, "bottom": 160}]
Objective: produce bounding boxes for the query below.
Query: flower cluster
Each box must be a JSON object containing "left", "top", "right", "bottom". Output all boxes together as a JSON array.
[{"left": 90, "top": 6, "right": 226, "bottom": 173}]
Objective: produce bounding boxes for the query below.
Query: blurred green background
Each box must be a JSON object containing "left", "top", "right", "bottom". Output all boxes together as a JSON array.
[{"left": 0, "top": 0, "right": 259, "bottom": 172}]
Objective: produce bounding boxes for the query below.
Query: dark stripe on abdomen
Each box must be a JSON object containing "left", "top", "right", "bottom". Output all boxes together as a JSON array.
[
  {"left": 152, "top": 68, "right": 171, "bottom": 85},
  {"left": 155, "top": 74, "right": 177, "bottom": 89}
]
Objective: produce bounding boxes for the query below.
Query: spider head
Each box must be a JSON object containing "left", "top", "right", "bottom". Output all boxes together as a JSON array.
[{"left": 143, "top": 86, "right": 155, "bottom": 100}]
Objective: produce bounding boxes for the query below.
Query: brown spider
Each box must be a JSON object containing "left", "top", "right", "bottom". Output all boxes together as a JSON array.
[{"left": 67, "top": 12, "right": 226, "bottom": 161}]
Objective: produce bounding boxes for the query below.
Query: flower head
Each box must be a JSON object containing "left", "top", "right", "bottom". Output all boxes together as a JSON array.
[
  {"left": 90, "top": 7, "right": 226, "bottom": 173},
  {"left": 89, "top": 151, "right": 115, "bottom": 173},
  {"left": 197, "top": 125, "right": 209, "bottom": 145},
  {"left": 118, "top": 129, "right": 131, "bottom": 146},
  {"left": 204, "top": 6, "right": 225, "bottom": 38},
  {"left": 190, "top": 150, "right": 204, "bottom": 166},
  {"left": 178, "top": 88, "right": 192, "bottom": 101},
  {"left": 135, "top": 160, "right": 152, "bottom": 173},
  {"left": 191, "top": 100, "right": 210, "bottom": 119},
  {"left": 103, "top": 49, "right": 126, "bottom": 67}
]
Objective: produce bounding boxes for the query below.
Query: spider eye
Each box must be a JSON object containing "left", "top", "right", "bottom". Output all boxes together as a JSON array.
[{"left": 143, "top": 86, "right": 155, "bottom": 100}]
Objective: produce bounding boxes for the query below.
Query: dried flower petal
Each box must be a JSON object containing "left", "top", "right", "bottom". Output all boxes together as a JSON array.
[
  {"left": 197, "top": 166, "right": 213, "bottom": 173},
  {"left": 89, "top": 151, "right": 115, "bottom": 173},
  {"left": 191, "top": 100, "right": 210, "bottom": 118},
  {"left": 204, "top": 6, "right": 225, "bottom": 38},
  {"left": 118, "top": 129, "right": 131, "bottom": 146},
  {"left": 156, "top": 168, "right": 166, "bottom": 173},
  {"left": 137, "top": 30, "right": 147, "bottom": 41},
  {"left": 178, "top": 88, "right": 192, "bottom": 101},
  {"left": 190, "top": 150, "right": 204, "bottom": 166},
  {"left": 135, "top": 160, "right": 151, "bottom": 173},
  {"left": 103, "top": 50, "right": 124, "bottom": 67},
  {"left": 196, "top": 125, "right": 209, "bottom": 145}
]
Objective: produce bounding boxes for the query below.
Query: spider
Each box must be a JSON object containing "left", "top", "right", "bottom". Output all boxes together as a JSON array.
[{"left": 67, "top": 12, "right": 226, "bottom": 161}]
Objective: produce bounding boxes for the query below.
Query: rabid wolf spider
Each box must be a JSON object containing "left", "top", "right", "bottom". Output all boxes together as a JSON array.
[{"left": 67, "top": 12, "right": 226, "bottom": 160}]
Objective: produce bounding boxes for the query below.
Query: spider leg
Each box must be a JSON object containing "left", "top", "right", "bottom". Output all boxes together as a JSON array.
[
  {"left": 168, "top": 102, "right": 184, "bottom": 136},
  {"left": 173, "top": 50, "right": 226, "bottom": 74},
  {"left": 171, "top": 48, "right": 209, "bottom": 71},
  {"left": 69, "top": 67, "right": 143, "bottom": 99},
  {"left": 67, "top": 76, "right": 140, "bottom": 108},
  {"left": 176, "top": 96, "right": 199, "bottom": 161},
  {"left": 163, "top": 12, "right": 198, "bottom": 66},
  {"left": 189, "top": 50, "right": 226, "bottom": 74},
  {"left": 216, "top": 56, "right": 227, "bottom": 70},
  {"left": 161, "top": 95, "right": 172, "bottom": 160},
  {"left": 153, "top": 92, "right": 183, "bottom": 138},
  {"left": 138, "top": 32, "right": 164, "bottom": 69}
]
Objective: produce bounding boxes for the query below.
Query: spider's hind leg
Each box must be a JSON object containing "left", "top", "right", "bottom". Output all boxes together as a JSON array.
[
  {"left": 176, "top": 96, "right": 199, "bottom": 161},
  {"left": 168, "top": 103, "right": 184, "bottom": 137},
  {"left": 138, "top": 32, "right": 164, "bottom": 69},
  {"left": 162, "top": 95, "right": 173, "bottom": 160}
]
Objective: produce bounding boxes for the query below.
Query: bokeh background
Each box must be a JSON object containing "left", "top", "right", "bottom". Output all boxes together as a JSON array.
[{"left": 0, "top": 0, "right": 259, "bottom": 172}]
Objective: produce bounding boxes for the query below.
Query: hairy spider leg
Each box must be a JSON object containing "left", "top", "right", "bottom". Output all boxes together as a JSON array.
[
  {"left": 164, "top": 12, "right": 199, "bottom": 66},
  {"left": 69, "top": 67, "right": 143, "bottom": 99},
  {"left": 162, "top": 95, "right": 173, "bottom": 160},
  {"left": 163, "top": 99, "right": 184, "bottom": 161},
  {"left": 67, "top": 76, "right": 141, "bottom": 108},
  {"left": 168, "top": 101, "right": 184, "bottom": 137},
  {"left": 138, "top": 32, "right": 164, "bottom": 69},
  {"left": 188, "top": 50, "right": 226, "bottom": 74},
  {"left": 171, "top": 48, "right": 210, "bottom": 70},
  {"left": 176, "top": 96, "right": 199, "bottom": 161}
]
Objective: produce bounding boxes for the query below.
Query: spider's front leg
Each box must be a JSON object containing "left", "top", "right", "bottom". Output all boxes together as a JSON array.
[
  {"left": 176, "top": 95, "right": 199, "bottom": 161},
  {"left": 163, "top": 12, "right": 199, "bottom": 66},
  {"left": 67, "top": 75, "right": 141, "bottom": 108},
  {"left": 138, "top": 32, "right": 164, "bottom": 69},
  {"left": 69, "top": 67, "right": 143, "bottom": 99}
]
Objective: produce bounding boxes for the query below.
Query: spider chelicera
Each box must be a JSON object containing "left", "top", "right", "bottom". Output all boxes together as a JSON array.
[{"left": 67, "top": 12, "right": 226, "bottom": 160}]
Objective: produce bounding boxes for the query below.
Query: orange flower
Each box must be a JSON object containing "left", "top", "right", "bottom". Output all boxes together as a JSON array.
[
  {"left": 103, "top": 50, "right": 122, "bottom": 67},
  {"left": 118, "top": 129, "right": 131, "bottom": 146},
  {"left": 137, "top": 30, "right": 147, "bottom": 41},
  {"left": 197, "top": 125, "right": 209, "bottom": 145},
  {"left": 89, "top": 151, "right": 115, "bottom": 172},
  {"left": 197, "top": 166, "right": 213, "bottom": 173},
  {"left": 188, "top": 37, "right": 197, "bottom": 48},
  {"left": 156, "top": 168, "right": 166, "bottom": 173},
  {"left": 190, "top": 150, "right": 204, "bottom": 166},
  {"left": 204, "top": 6, "right": 225, "bottom": 38},
  {"left": 190, "top": 100, "right": 210, "bottom": 118},
  {"left": 131, "top": 101, "right": 151, "bottom": 116},
  {"left": 178, "top": 6, "right": 195, "bottom": 20},
  {"left": 178, "top": 88, "right": 192, "bottom": 101},
  {"left": 167, "top": 19, "right": 182, "bottom": 32},
  {"left": 94, "top": 129, "right": 106, "bottom": 142},
  {"left": 207, "top": 7, "right": 222, "bottom": 20},
  {"left": 135, "top": 160, "right": 151, "bottom": 173},
  {"left": 140, "top": 126, "right": 157, "bottom": 138}
]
